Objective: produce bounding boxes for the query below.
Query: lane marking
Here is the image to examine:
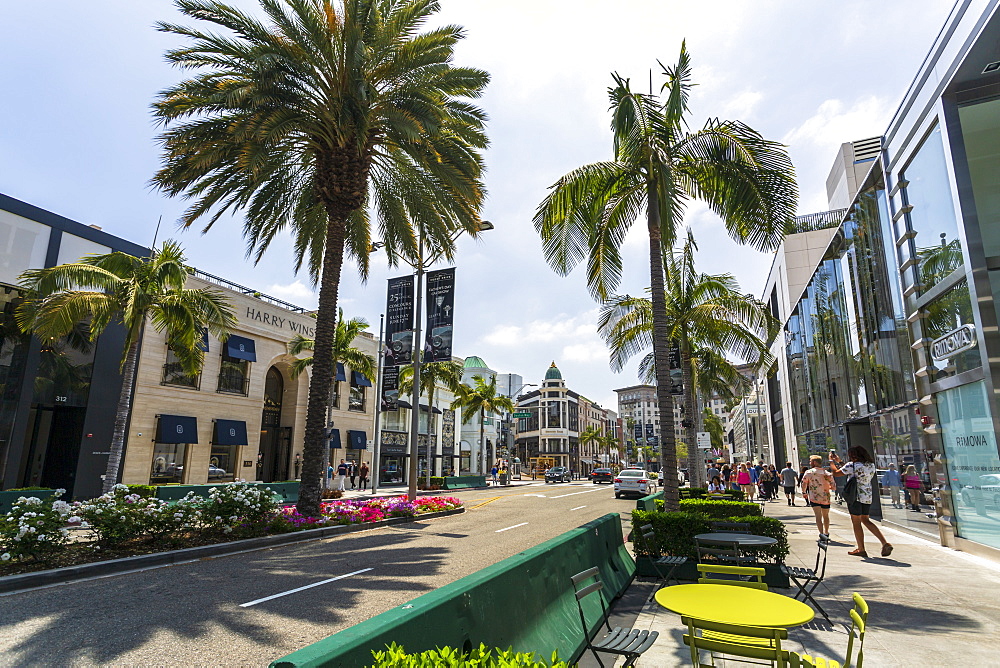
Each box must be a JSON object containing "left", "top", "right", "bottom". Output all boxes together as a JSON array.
[
  {"left": 523, "top": 494, "right": 547, "bottom": 498},
  {"left": 549, "top": 487, "right": 609, "bottom": 499},
  {"left": 471, "top": 496, "right": 502, "bottom": 509},
  {"left": 239, "top": 568, "right": 373, "bottom": 607},
  {"left": 570, "top": 505, "right": 587, "bottom": 511},
  {"left": 495, "top": 522, "right": 528, "bottom": 533}
]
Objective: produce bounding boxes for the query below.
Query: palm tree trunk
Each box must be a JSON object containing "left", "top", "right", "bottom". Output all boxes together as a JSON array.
[
  {"left": 479, "top": 409, "right": 486, "bottom": 475},
  {"left": 297, "top": 214, "right": 347, "bottom": 517},
  {"left": 646, "top": 181, "right": 680, "bottom": 511},
  {"left": 682, "top": 344, "right": 702, "bottom": 488},
  {"left": 103, "top": 337, "right": 140, "bottom": 494}
]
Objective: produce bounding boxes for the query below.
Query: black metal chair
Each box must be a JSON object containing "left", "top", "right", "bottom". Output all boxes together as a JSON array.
[
  {"left": 637, "top": 523, "right": 688, "bottom": 601},
  {"left": 570, "top": 567, "right": 658, "bottom": 667},
  {"left": 695, "top": 537, "right": 756, "bottom": 570},
  {"left": 710, "top": 521, "right": 751, "bottom": 533},
  {"left": 780, "top": 539, "right": 831, "bottom": 623}
]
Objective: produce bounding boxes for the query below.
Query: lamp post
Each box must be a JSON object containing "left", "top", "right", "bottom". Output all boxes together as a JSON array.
[
  {"left": 507, "top": 382, "right": 537, "bottom": 476},
  {"left": 374, "top": 221, "right": 494, "bottom": 502}
]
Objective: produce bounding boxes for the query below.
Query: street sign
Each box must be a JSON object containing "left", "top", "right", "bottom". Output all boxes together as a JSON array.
[
  {"left": 696, "top": 432, "right": 711, "bottom": 449},
  {"left": 513, "top": 412, "right": 531, "bottom": 418}
]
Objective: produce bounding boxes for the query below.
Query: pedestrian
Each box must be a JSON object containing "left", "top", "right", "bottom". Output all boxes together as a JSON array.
[
  {"left": 768, "top": 465, "right": 781, "bottom": 501},
  {"left": 358, "top": 461, "right": 370, "bottom": 491},
  {"left": 325, "top": 461, "right": 334, "bottom": 490},
  {"left": 707, "top": 475, "right": 726, "bottom": 494},
  {"left": 737, "top": 463, "right": 754, "bottom": 500},
  {"left": 707, "top": 463, "right": 720, "bottom": 486},
  {"left": 903, "top": 464, "right": 922, "bottom": 512},
  {"left": 335, "top": 459, "right": 349, "bottom": 492},
  {"left": 779, "top": 462, "right": 798, "bottom": 506},
  {"left": 801, "top": 455, "right": 835, "bottom": 540},
  {"left": 348, "top": 460, "right": 357, "bottom": 490},
  {"left": 491, "top": 464, "right": 499, "bottom": 485},
  {"left": 831, "top": 447, "right": 893, "bottom": 558},
  {"left": 882, "top": 464, "right": 902, "bottom": 508},
  {"left": 759, "top": 465, "right": 775, "bottom": 500},
  {"left": 720, "top": 464, "right": 731, "bottom": 490}
]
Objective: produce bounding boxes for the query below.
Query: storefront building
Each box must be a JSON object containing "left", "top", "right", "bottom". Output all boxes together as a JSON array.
[
  {"left": 0, "top": 194, "right": 148, "bottom": 500},
  {"left": 121, "top": 272, "right": 377, "bottom": 487}
]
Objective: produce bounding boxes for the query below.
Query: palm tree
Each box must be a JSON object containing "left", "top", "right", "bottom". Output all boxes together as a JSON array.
[
  {"left": 579, "top": 425, "right": 602, "bottom": 473},
  {"left": 598, "top": 432, "right": 620, "bottom": 469},
  {"left": 534, "top": 43, "right": 796, "bottom": 509},
  {"left": 702, "top": 408, "right": 725, "bottom": 452},
  {"left": 451, "top": 375, "right": 514, "bottom": 475},
  {"left": 287, "top": 308, "right": 376, "bottom": 466},
  {"left": 152, "top": 0, "right": 490, "bottom": 516},
  {"left": 16, "top": 241, "right": 237, "bottom": 493},
  {"left": 399, "top": 358, "right": 463, "bottom": 485},
  {"left": 599, "top": 232, "right": 778, "bottom": 490}
]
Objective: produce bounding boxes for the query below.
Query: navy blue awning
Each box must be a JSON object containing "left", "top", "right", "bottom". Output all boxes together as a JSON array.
[
  {"left": 213, "top": 419, "right": 248, "bottom": 445},
  {"left": 157, "top": 414, "right": 198, "bottom": 444},
  {"left": 336, "top": 362, "right": 346, "bottom": 382},
  {"left": 352, "top": 371, "right": 372, "bottom": 387},
  {"left": 348, "top": 430, "right": 368, "bottom": 450},
  {"left": 225, "top": 335, "right": 257, "bottom": 362},
  {"left": 328, "top": 428, "right": 341, "bottom": 449},
  {"left": 395, "top": 400, "right": 441, "bottom": 414}
]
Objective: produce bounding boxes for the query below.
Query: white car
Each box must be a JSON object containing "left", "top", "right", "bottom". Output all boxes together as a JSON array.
[{"left": 614, "top": 469, "right": 652, "bottom": 499}]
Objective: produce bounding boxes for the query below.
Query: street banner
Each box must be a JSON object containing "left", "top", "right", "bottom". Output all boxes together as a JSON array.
[
  {"left": 383, "top": 275, "right": 414, "bottom": 411},
  {"left": 424, "top": 268, "right": 455, "bottom": 362},
  {"left": 633, "top": 423, "right": 643, "bottom": 442},
  {"left": 668, "top": 341, "right": 683, "bottom": 395}
]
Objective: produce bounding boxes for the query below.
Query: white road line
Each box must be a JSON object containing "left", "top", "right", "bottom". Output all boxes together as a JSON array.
[
  {"left": 549, "top": 487, "right": 609, "bottom": 499},
  {"left": 524, "top": 494, "right": 547, "bottom": 498},
  {"left": 495, "top": 522, "right": 528, "bottom": 533},
  {"left": 239, "top": 568, "right": 373, "bottom": 608},
  {"left": 570, "top": 505, "right": 587, "bottom": 511}
]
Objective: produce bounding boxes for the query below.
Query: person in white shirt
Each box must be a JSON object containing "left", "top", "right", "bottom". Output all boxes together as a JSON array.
[{"left": 831, "top": 447, "right": 893, "bottom": 558}]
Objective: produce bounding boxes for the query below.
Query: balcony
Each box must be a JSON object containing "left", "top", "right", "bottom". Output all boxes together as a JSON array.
[
  {"left": 161, "top": 362, "right": 201, "bottom": 390},
  {"left": 217, "top": 368, "right": 250, "bottom": 396}
]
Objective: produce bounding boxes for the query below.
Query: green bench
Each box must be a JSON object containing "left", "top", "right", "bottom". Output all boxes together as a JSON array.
[{"left": 441, "top": 475, "right": 487, "bottom": 490}]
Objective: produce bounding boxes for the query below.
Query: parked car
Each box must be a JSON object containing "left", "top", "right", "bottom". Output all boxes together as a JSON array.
[
  {"left": 960, "top": 474, "right": 1000, "bottom": 508},
  {"left": 590, "top": 468, "right": 613, "bottom": 484},
  {"left": 614, "top": 469, "right": 652, "bottom": 498},
  {"left": 545, "top": 466, "right": 572, "bottom": 483}
]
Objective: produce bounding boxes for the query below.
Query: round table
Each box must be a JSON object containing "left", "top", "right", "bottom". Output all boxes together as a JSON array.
[
  {"left": 694, "top": 532, "right": 778, "bottom": 547},
  {"left": 655, "top": 584, "right": 814, "bottom": 627}
]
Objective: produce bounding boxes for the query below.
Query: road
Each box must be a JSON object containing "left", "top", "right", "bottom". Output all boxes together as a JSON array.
[{"left": 0, "top": 480, "right": 636, "bottom": 666}]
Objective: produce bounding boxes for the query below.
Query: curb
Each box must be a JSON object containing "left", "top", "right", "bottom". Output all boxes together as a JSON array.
[{"left": 0, "top": 507, "right": 465, "bottom": 595}]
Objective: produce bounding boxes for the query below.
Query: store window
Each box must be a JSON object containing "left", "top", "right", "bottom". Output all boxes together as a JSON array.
[
  {"left": 900, "top": 124, "right": 963, "bottom": 294},
  {"left": 958, "top": 98, "right": 1000, "bottom": 258},
  {"left": 938, "top": 380, "right": 1000, "bottom": 550},
  {"left": 162, "top": 347, "right": 200, "bottom": 389},
  {"left": 923, "top": 278, "right": 979, "bottom": 381},
  {"left": 349, "top": 371, "right": 369, "bottom": 412},
  {"left": 150, "top": 443, "right": 188, "bottom": 483},
  {"left": 218, "top": 354, "right": 250, "bottom": 395}
]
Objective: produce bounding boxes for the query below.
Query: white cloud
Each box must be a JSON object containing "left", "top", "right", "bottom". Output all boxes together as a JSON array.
[
  {"left": 783, "top": 96, "right": 894, "bottom": 152},
  {"left": 562, "top": 341, "right": 607, "bottom": 363},
  {"left": 266, "top": 280, "right": 317, "bottom": 307},
  {"left": 481, "top": 309, "right": 601, "bottom": 347},
  {"left": 722, "top": 89, "right": 764, "bottom": 120}
]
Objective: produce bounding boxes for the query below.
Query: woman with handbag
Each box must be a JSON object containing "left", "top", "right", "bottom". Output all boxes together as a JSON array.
[{"left": 831, "top": 447, "right": 893, "bottom": 558}]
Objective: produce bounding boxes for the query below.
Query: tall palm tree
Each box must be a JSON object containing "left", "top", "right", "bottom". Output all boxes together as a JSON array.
[
  {"left": 16, "top": 241, "right": 237, "bottom": 493},
  {"left": 598, "top": 432, "right": 620, "bottom": 469},
  {"left": 152, "top": 0, "right": 490, "bottom": 516},
  {"left": 579, "top": 425, "right": 602, "bottom": 473},
  {"left": 534, "top": 43, "right": 796, "bottom": 510},
  {"left": 399, "top": 358, "right": 463, "bottom": 484},
  {"left": 599, "top": 232, "right": 778, "bottom": 489},
  {"left": 451, "top": 375, "right": 514, "bottom": 475}
]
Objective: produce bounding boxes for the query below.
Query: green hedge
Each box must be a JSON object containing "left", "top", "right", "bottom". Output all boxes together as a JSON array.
[
  {"left": 369, "top": 643, "right": 569, "bottom": 667},
  {"left": 656, "top": 498, "right": 759, "bottom": 516},
  {"left": 632, "top": 509, "right": 789, "bottom": 562},
  {"left": 126, "top": 485, "right": 157, "bottom": 498},
  {"left": 680, "top": 487, "right": 745, "bottom": 500}
]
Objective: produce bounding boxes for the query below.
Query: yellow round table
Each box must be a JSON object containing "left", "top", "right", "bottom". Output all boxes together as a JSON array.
[{"left": 655, "top": 584, "right": 814, "bottom": 628}]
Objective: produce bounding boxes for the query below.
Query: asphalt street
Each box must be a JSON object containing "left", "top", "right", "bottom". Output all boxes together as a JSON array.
[{"left": 0, "top": 479, "right": 635, "bottom": 667}]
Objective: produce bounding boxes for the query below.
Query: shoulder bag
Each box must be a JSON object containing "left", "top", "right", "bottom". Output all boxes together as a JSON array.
[{"left": 842, "top": 471, "right": 859, "bottom": 506}]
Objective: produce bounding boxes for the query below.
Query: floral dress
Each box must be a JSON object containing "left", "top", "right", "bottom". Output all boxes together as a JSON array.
[
  {"left": 841, "top": 461, "right": 876, "bottom": 504},
  {"left": 802, "top": 467, "right": 834, "bottom": 505}
]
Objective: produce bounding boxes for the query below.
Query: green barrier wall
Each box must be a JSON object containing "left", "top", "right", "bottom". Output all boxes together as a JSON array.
[
  {"left": 270, "top": 512, "right": 635, "bottom": 667},
  {"left": 0, "top": 489, "right": 56, "bottom": 514},
  {"left": 635, "top": 492, "right": 661, "bottom": 512},
  {"left": 441, "top": 475, "right": 487, "bottom": 490}
]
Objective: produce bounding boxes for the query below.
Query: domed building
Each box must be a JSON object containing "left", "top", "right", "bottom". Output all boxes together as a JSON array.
[{"left": 513, "top": 362, "right": 620, "bottom": 476}]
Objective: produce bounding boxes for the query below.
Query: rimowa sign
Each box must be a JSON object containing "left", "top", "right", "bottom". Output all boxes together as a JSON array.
[{"left": 931, "top": 324, "right": 977, "bottom": 361}]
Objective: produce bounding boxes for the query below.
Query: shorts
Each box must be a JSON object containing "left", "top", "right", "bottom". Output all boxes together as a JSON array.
[
  {"left": 848, "top": 501, "right": 872, "bottom": 516},
  {"left": 808, "top": 501, "right": 830, "bottom": 509},
  {"left": 782, "top": 485, "right": 795, "bottom": 494}
]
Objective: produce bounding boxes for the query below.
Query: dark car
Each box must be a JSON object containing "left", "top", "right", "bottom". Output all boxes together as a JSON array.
[
  {"left": 545, "top": 466, "right": 572, "bottom": 483},
  {"left": 590, "top": 468, "right": 613, "bottom": 484}
]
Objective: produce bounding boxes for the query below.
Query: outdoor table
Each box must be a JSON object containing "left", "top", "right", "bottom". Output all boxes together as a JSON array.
[
  {"left": 694, "top": 532, "right": 778, "bottom": 547},
  {"left": 655, "top": 583, "right": 814, "bottom": 628}
]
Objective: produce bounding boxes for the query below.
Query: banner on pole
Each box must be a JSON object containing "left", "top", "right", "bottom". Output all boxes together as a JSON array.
[
  {"left": 382, "top": 275, "right": 414, "bottom": 411},
  {"left": 424, "top": 268, "right": 455, "bottom": 362}
]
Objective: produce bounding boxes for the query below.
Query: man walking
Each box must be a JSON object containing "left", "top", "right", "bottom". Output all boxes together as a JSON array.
[
  {"left": 779, "top": 462, "right": 798, "bottom": 506},
  {"left": 358, "top": 461, "right": 370, "bottom": 492},
  {"left": 882, "top": 463, "right": 902, "bottom": 508},
  {"left": 348, "top": 460, "right": 357, "bottom": 490},
  {"left": 335, "top": 459, "right": 349, "bottom": 492}
]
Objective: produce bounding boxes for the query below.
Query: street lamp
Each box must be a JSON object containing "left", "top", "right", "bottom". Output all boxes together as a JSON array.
[
  {"left": 506, "top": 383, "right": 537, "bottom": 477},
  {"left": 373, "top": 220, "right": 493, "bottom": 501}
]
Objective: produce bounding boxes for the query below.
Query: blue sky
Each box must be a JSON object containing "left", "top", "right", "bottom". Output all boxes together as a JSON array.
[{"left": 0, "top": 1, "right": 953, "bottom": 411}]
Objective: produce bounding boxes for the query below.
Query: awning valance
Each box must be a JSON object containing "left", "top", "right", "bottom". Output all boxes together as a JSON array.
[
  {"left": 351, "top": 371, "right": 372, "bottom": 387},
  {"left": 213, "top": 419, "right": 248, "bottom": 445},
  {"left": 328, "top": 428, "right": 341, "bottom": 449},
  {"left": 157, "top": 414, "right": 198, "bottom": 444},
  {"left": 336, "top": 362, "right": 346, "bottom": 382},
  {"left": 225, "top": 335, "right": 257, "bottom": 362}
]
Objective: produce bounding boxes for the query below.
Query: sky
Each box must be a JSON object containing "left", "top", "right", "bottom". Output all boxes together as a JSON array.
[{"left": 0, "top": 0, "right": 954, "bottom": 412}]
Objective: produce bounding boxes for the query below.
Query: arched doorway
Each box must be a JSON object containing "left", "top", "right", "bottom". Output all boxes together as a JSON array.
[{"left": 258, "top": 366, "right": 290, "bottom": 482}]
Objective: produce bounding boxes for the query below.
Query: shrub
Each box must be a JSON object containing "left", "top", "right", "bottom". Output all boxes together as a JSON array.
[
  {"left": 632, "top": 509, "right": 788, "bottom": 562},
  {"left": 369, "top": 643, "right": 569, "bottom": 667},
  {"left": 0, "top": 491, "right": 72, "bottom": 563},
  {"left": 678, "top": 499, "right": 762, "bottom": 518},
  {"left": 679, "top": 487, "right": 744, "bottom": 500},
  {"left": 74, "top": 485, "right": 176, "bottom": 546},
  {"left": 6, "top": 486, "right": 53, "bottom": 492},
  {"left": 321, "top": 489, "right": 344, "bottom": 500},
  {"left": 126, "top": 485, "right": 157, "bottom": 498},
  {"left": 430, "top": 476, "right": 445, "bottom": 487},
  {"left": 204, "top": 481, "right": 280, "bottom": 535}
]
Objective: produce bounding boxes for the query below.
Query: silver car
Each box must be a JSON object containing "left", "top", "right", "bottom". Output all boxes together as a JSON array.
[{"left": 614, "top": 469, "right": 651, "bottom": 498}]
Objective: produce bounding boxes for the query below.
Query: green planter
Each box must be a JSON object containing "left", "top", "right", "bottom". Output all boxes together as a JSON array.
[
  {"left": 635, "top": 555, "right": 789, "bottom": 589},
  {"left": 1, "top": 489, "right": 57, "bottom": 514},
  {"left": 442, "top": 475, "right": 487, "bottom": 490}
]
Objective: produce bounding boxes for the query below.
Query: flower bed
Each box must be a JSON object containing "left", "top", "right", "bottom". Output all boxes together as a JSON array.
[{"left": 0, "top": 484, "right": 463, "bottom": 577}]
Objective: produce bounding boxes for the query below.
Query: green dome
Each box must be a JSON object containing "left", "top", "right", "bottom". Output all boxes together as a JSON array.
[
  {"left": 463, "top": 356, "right": 489, "bottom": 369},
  {"left": 545, "top": 361, "right": 562, "bottom": 380}
]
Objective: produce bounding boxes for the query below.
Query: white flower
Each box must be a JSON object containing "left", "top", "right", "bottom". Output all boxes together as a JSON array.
[
  {"left": 0, "top": 553, "right": 10, "bottom": 561},
  {"left": 54, "top": 488, "right": 66, "bottom": 496}
]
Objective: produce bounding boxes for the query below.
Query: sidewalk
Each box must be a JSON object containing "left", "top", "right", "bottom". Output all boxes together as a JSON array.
[{"left": 604, "top": 500, "right": 1000, "bottom": 666}]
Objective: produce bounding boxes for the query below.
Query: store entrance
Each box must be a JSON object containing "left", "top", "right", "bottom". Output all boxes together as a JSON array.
[
  {"left": 22, "top": 404, "right": 86, "bottom": 492},
  {"left": 258, "top": 366, "right": 289, "bottom": 482}
]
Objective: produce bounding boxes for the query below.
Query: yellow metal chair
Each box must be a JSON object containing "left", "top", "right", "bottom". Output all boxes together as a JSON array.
[
  {"left": 682, "top": 615, "right": 789, "bottom": 667},
  {"left": 697, "top": 563, "right": 768, "bottom": 590},
  {"left": 800, "top": 593, "right": 868, "bottom": 668}
]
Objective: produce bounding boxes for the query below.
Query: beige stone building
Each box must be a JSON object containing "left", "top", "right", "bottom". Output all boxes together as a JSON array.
[{"left": 120, "top": 270, "right": 377, "bottom": 487}]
